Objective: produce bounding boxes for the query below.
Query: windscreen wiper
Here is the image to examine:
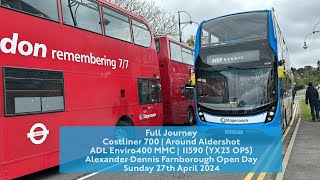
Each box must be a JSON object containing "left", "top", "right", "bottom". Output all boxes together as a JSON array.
[
  {"left": 227, "top": 65, "right": 242, "bottom": 70},
  {"left": 197, "top": 67, "right": 220, "bottom": 72}
]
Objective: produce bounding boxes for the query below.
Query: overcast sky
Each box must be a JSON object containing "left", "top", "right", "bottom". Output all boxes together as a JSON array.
[{"left": 153, "top": 0, "right": 320, "bottom": 68}]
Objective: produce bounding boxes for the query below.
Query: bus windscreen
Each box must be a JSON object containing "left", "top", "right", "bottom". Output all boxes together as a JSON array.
[{"left": 197, "top": 67, "right": 276, "bottom": 112}]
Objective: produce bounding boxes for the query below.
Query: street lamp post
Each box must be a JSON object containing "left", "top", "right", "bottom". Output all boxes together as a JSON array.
[
  {"left": 303, "top": 31, "right": 320, "bottom": 49},
  {"left": 178, "top": 11, "right": 199, "bottom": 42},
  {"left": 303, "top": 20, "right": 320, "bottom": 49},
  {"left": 313, "top": 20, "right": 320, "bottom": 32}
]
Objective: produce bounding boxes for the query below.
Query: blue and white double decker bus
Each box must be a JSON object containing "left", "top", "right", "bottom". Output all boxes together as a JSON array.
[{"left": 194, "top": 10, "right": 294, "bottom": 130}]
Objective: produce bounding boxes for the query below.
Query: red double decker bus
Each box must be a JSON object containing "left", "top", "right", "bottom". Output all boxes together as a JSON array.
[
  {"left": 0, "top": 0, "right": 162, "bottom": 179},
  {"left": 155, "top": 37, "right": 195, "bottom": 125}
]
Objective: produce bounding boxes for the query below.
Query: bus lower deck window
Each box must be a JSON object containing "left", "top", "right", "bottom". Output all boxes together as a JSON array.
[{"left": 3, "top": 67, "right": 65, "bottom": 116}]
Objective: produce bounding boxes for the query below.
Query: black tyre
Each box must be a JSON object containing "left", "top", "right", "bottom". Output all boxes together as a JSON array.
[
  {"left": 187, "top": 108, "right": 195, "bottom": 126},
  {"left": 117, "top": 120, "right": 132, "bottom": 126},
  {"left": 115, "top": 120, "right": 133, "bottom": 140}
]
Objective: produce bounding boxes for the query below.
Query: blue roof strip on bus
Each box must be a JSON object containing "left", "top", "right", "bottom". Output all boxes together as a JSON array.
[
  {"left": 268, "top": 10, "right": 278, "bottom": 55},
  {"left": 268, "top": 10, "right": 282, "bottom": 127},
  {"left": 194, "top": 21, "right": 203, "bottom": 66}
]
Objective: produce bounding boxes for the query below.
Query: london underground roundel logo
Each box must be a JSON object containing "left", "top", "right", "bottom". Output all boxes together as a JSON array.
[{"left": 27, "top": 123, "right": 50, "bottom": 145}]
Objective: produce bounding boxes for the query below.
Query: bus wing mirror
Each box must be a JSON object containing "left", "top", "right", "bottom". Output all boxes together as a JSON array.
[
  {"left": 278, "top": 65, "right": 286, "bottom": 79},
  {"left": 190, "top": 68, "right": 195, "bottom": 86},
  {"left": 190, "top": 76, "right": 196, "bottom": 86}
]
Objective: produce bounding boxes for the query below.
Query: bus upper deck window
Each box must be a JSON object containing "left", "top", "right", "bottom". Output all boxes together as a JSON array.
[
  {"left": 61, "top": 0, "right": 102, "bottom": 34},
  {"left": 1, "top": 0, "right": 59, "bottom": 21},
  {"left": 132, "top": 19, "right": 152, "bottom": 47},
  {"left": 102, "top": 6, "right": 132, "bottom": 42}
]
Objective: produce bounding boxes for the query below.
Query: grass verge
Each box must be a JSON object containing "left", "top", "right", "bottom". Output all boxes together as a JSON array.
[{"left": 300, "top": 99, "right": 312, "bottom": 121}]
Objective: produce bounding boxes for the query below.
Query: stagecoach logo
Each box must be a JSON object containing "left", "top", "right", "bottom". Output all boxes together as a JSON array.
[
  {"left": 219, "top": 117, "right": 249, "bottom": 124},
  {"left": 27, "top": 123, "right": 50, "bottom": 145},
  {"left": 220, "top": 118, "right": 226, "bottom": 123},
  {"left": 139, "top": 113, "right": 157, "bottom": 120}
]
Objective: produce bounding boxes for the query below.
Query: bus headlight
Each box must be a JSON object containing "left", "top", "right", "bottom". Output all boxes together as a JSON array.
[
  {"left": 198, "top": 108, "right": 206, "bottom": 122},
  {"left": 267, "top": 117, "right": 272, "bottom": 122},
  {"left": 265, "top": 108, "right": 276, "bottom": 123}
]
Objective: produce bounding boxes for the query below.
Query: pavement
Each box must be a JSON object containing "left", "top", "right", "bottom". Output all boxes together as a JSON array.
[{"left": 282, "top": 119, "right": 320, "bottom": 180}]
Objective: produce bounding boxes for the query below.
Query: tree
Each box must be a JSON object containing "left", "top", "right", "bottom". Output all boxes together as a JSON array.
[
  {"left": 293, "top": 66, "right": 320, "bottom": 86},
  {"left": 304, "top": 65, "right": 313, "bottom": 70},
  {"left": 186, "top": 35, "right": 195, "bottom": 47},
  {"left": 110, "top": 0, "right": 179, "bottom": 39}
]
